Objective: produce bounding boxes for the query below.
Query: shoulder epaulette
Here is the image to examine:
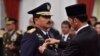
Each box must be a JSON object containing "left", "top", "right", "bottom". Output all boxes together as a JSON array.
[
  {"left": 27, "top": 28, "right": 36, "bottom": 33},
  {"left": 16, "top": 30, "right": 23, "bottom": 35},
  {"left": 0, "top": 30, "right": 6, "bottom": 38},
  {"left": 0, "top": 35, "right": 3, "bottom": 38}
]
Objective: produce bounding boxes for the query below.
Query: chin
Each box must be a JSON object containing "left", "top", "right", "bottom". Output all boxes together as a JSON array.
[
  {"left": 44, "top": 27, "right": 49, "bottom": 30},
  {"left": 47, "top": 25, "right": 51, "bottom": 28},
  {"left": 73, "top": 27, "right": 77, "bottom": 31}
]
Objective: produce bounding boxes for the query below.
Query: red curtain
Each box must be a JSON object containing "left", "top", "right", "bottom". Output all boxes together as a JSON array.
[
  {"left": 77, "top": 0, "right": 95, "bottom": 19},
  {"left": 3, "top": 0, "right": 20, "bottom": 28}
]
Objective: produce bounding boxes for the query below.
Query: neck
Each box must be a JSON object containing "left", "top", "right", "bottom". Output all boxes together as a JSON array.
[
  {"left": 63, "top": 33, "right": 69, "bottom": 36},
  {"left": 8, "top": 29, "right": 15, "bottom": 32},
  {"left": 77, "top": 22, "right": 87, "bottom": 30}
]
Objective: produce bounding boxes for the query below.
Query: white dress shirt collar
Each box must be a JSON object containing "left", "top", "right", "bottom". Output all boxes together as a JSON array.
[
  {"left": 62, "top": 33, "right": 69, "bottom": 41},
  {"left": 76, "top": 24, "right": 89, "bottom": 34}
]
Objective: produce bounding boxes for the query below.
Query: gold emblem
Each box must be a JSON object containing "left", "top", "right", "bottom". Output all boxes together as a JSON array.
[
  {"left": 36, "top": 33, "right": 44, "bottom": 40},
  {"left": 47, "top": 4, "right": 50, "bottom": 10},
  {"left": 16, "top": 30, "right": 22, "bottom": 35},
  {"left": 27, "top": 28, "right": 36, "bottom": 33}
]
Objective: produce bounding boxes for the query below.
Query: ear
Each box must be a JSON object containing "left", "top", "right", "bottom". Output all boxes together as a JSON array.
[
  {"left": 74, "top": 18, "right": 79, "bottom": 23},
  {"left": 74, "top": 18, "right": 79, "bottom": 25},
  {"left": 34, "top": 18, "right": 39, "bottom": 22}
]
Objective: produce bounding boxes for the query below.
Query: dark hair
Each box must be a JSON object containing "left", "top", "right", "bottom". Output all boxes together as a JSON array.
[
  {"left": 87, "top": 20, "right": 91, "bottom": 25},
  {"left": 27, "top": 26, "right": 34, "bottom": 30},
  {"left": 90, "top": 16, "right": 97, "bottom": 21},
  {"left": 61, "top": 20, "right": 71, "bottom": 28},
  {"left": 33, "top": 14, "right": 41, "bottom": 19},
  {"left": 94, "top": 22, "right": 100, "bottom": 27}
]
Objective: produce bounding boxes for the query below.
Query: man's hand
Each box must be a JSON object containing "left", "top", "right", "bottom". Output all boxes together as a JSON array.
[
  {"left": 38, "top": 41, "right": 48, "bottom": 54},
  {"left": 45, "top": 38, "right": 60, "bottom": 45},
  {"left": 38, "top": 38, "right": 60, "bottom": 54},
  {"left": 38, "top": 46, "right": 46, "bottom": 54},
  {"left": 8, "top": 44, "right": 15, "bottom": 50},
  {"left": 5, "top": 43, "right": 15, "bottom": 50}
]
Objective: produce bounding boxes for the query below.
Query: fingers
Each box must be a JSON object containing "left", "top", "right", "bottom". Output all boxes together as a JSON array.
[
  {"left": 45, "top": 38, "right": 51, "bottom": 43},
  {"left": 38, "top": 46, "right": 46, "bottom": 54}
]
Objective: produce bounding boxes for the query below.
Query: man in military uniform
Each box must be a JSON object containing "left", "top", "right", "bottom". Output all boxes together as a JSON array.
[
  {"left": 3, "top": 17, "right": 23, "bottom": 56},
  {"left": 21, "top": 2, "right": 56, "bottom": 56}
]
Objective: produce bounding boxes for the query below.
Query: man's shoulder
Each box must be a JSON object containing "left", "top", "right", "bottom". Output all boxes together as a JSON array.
[
  {"left": 26, "top": 28, "right": 36, "bottom": 34},
  {"left": 24, "top": 28, "right": 38, "bottom": 38},
  {"left": 0, "top": 30, "right": 6, "bottom": 38},
  {"left": 16, "top": 30, "right": 23, "bottom": 35}
]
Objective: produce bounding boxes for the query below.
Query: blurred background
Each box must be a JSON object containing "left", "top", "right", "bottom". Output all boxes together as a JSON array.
[{"left": 0, "top": 0, "right": 100, "bottom": 32}]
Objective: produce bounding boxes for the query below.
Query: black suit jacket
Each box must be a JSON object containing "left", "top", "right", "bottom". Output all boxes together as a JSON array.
[
  {"left": 98, "top": 34, "right": 100, "bottom": 56},
  {"left": 43, "top": 26, "right": 99, "bottom": 56},
  {"left": 56, "top": 34, "right": 74, "bottom": 49},
  {"left": 56, "top": 34, "right": 74, "bottom": 54},
  {"left": 0, "top": 38, "right": 3, "bottom": 56},
  {"left": 49, "top": 28, "right": 60, "bottom": 37}
]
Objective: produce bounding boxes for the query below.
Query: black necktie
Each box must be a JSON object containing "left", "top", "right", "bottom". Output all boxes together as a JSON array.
[
  {"left": 45, "top": 32, "right": 50, "bottom": 38},
  {"left": 46, "top": 32, "right": 57, "bottom": 52},
  {"left": 62, "top": 36, "right": 65, "bottom": 41}
]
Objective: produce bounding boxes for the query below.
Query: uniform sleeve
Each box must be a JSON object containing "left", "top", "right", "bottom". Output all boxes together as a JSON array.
[
  {"left": 21, "top": 33, "right": 37, "bottom": 56},
  {"left": 15, "top": 34, "right": 23, "bottom": 50}
]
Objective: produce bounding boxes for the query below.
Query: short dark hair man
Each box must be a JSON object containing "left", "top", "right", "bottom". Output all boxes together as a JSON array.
[
  {"left": 89, "top": 16, "right": 98, "bottom": 26},
  {"left": 56, "top": 20, "right": 74, "bottom": 54},
  {"left": 38, "top": 4, "right": 99, "bottom": 56}
]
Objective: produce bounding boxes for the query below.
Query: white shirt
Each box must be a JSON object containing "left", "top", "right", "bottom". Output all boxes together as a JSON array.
[
  {"left": 76, "top": 24, "right": 89, "bottom": 34},
  {"left": 42, "top": 30, "right": 47, "bottom": 35},
  {"left": 8, "top": 30, "right": 17, "bottom": 41},
  {"left": 42, "top": 30, "right": 50, "bottom": 38},
  {"left": 62, "top": 34, "right": 69, "bottom": 41}
]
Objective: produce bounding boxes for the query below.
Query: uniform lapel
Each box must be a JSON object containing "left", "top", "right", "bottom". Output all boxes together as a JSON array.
[
  {"left": 35, "top": 27, "right": 48, "bottom": 40},
  {"left": 67, "top": 34, "right": 71, "bottom": 42}
]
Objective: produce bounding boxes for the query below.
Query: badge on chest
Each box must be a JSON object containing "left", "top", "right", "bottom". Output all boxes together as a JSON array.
[{"left": 36, "top": 33, "right": 44, "bottom": 40}]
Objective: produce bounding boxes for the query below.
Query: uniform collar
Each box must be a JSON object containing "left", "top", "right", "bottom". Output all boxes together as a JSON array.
[
  {"left": 62, "top": 33, "right": 69, "bottom": 37},
  {"left": 35, "top": 25, "right": 49, "bottom": 35},
  {"left": 42, "top": 30, "right": 48, "bottom": 35}
]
